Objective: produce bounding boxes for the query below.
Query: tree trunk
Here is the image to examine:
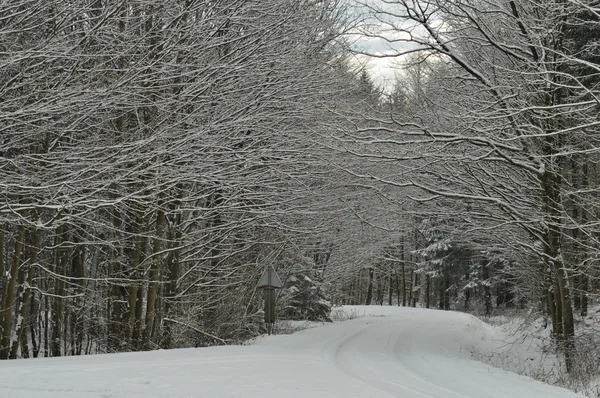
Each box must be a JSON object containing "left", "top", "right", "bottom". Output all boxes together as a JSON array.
[
  {"left": 9, "top": 259, "right": 27, "bottom": 359},
  {"left": 0, "top": 223, "right": 26, "bottom": 359},
  {"left": 127, "top": 284, "right": 139, "bottom": 346},
  {"left": 412, "top": 273, "right": 419, "bottom": 307},
  {"left": 556, "top": 267, "right": 575, "bottom": 371},
  {"left": 132, "top": 286, "right": 145, "bottom": 349},
  {"left": 30, "top": 292, "right": 40, "bottom": 358},
  {"left": 401, "top": 261, "right": 406, "bottom": 306},
  {"left": 51, "top": 227, "right": 67, "bottom": 358},
  {"left": 425, "top": 274, "right": 431, "bottom": 309},
  {"left": 388, "top": 273, "right": 393, "bottom": 306},
  {"left": 376, "top": 271, "right": 383, "bottom": 305},
  {"left": 401, "top": 236, "right": 406, "bottom": 306},
  {"left": 408, "top": 269, "right": 413, "bottom": 306},
  {"left": 577, "top": 161, "right": 589, "bottom": 317},
  {"left": 438, "top": 278, "right": 444, "bottom": 310},
  {"left": 482, "top": 262, "right": 492, "bottom": 315},
  {"left": 396, "top": 271, "right": 401, "bottom": 306},
  {"left": 365, "top": 268, "right": 374, "bottom": 305},
  {"left": 358, "top": 271, "right": 363, "bottom": 305},
  {"left": 580, "top": 274, "right": 588, "bottom": 317},
  {"left": 443, "top": 271, "right": 451, "bottom": 310},
  {"left": 464, "top": 269, "right": 470, "bottom": 311},
  {"left": 128, "top": 217, "right": 145, "bottom": 349},
  {"left": 10, "top": 229, "right": 41, "bottom": 359},
  {"left": 143, "top": 208, "right": 165, "bottom": 349},
  {"left": 72, "top": 244, "right": 85, "bottom": 356},
  {"left": 0, "top": 228, "right": 5, "bottom": 333},
  {"left": 43, "top": 294, "right": 49, "bottom": 357},
  {"left": 161, "top": 211, "right": 181, "bottom": 349}
]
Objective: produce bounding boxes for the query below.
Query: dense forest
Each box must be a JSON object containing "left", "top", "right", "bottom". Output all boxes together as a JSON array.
[{"left": 0, "top": 0, "right": 598, "bottom": 383}]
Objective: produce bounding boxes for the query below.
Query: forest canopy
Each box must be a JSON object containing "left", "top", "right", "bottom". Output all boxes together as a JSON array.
[{"left": 0, "top": 0, "right": 598, "bottom": 384}]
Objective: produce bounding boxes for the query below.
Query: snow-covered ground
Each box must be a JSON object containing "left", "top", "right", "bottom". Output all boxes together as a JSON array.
[
  {"left": 476, "top": 309, "right": 600, "bottom": 397},
  {"left": 0, "top": 306, "right": 583, "bottom": 397}
]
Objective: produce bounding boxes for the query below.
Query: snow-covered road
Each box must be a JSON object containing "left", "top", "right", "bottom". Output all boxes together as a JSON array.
[{"left": 0, "top": 306, "right": 581, "bottom": 397}]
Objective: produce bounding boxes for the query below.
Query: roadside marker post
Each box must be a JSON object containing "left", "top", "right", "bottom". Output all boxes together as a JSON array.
[{"left": 256, "top": 265, "right": 283, "bottom": 335}]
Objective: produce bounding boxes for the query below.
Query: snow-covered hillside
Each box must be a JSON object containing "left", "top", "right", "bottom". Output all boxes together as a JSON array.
[{"left": 0, "top": 306, "right": 581, "bottom": 397}]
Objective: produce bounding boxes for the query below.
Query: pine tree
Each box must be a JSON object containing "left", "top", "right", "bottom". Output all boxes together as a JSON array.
[{"left": 279, "top": 254, "right": 332, "bottom": 322}]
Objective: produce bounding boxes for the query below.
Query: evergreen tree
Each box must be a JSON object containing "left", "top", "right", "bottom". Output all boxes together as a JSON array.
[{"left": 279, "top": 254, "right": 332, "bottom": 322}]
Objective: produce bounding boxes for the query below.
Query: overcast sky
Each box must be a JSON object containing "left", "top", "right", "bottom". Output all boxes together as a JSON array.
[{"left": 347, "top": 5, "right": 424, "bottom": 90}]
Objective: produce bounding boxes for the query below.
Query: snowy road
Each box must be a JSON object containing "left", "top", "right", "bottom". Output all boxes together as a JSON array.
[{"left": 0, "top": 306, "right": 581, "bottom": 397}]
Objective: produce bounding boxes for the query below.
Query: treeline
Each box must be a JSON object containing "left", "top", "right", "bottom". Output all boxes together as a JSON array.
[
  {"left": 3, "top": 0, "right": 599, "bottom": 376},
  {"left": 0, "top": 0, "right": 361, "bottom": 358},
  {"left": 332, "top": 0, "right": 600, "bottom": 373}
]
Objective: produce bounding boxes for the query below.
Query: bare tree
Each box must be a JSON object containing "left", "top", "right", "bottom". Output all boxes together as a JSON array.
[
  {"left": 346, "top": 0, "right": 600, "bottom": 371},
  {"left": 0, "top": 0, "right": 359, "bottom": 357}
]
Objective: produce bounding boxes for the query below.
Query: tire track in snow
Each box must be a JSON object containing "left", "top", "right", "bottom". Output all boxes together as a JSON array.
[
  {"left": 326, "top": 318, "right": 438, "bottom": 398},
  {"left": 318, "top": 307, "right": 580, "bottom": 398}
]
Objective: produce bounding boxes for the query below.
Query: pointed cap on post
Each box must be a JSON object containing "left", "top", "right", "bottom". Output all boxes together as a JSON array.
[{"left": 257, "top": 265, "right": 283, "bottom": 289}]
